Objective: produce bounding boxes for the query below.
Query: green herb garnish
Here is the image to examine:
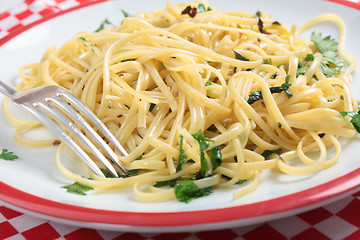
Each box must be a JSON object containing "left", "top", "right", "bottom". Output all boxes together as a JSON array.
[
  {"left": 209, "top": 145, "right": 222, "bottom": 170},
  {"left": 121, "top": 9, "right": 132, "bottom": 18},
  {"left": 262, "top": 58, "right": 272, "bottom": 65},
  {"left": 192, "top": 130, "right": 213, "bottom": 177},
  {"left": 62, "top": 182, "right": 93, "bottom": 195},
  {"left": 154, "top": 178, "right": 179, "bottom": 188},
  {"left": 305, "top": 53, "right": 315, "bottom": 61},
  {"left": 95, "top": 18, "right": 115, "bottom": 32},
  {"left": 121, "top": 58, "right": 136, "bottom": 62},
  {"left": 261, "top": 149, "right": 282, "bottom": 159},
  {"left": 176, "top": 135, "right": 188, "bottom": 172},
  {"left": 0, "top": 149, "right": 19, "bottom": 161},
  {"left": 236, "top": 179, "right": 247, "bottom": 184},
  {"left": 101, "top": 168, "right": 140, "bottom": 178},
  {"left": 174, "top": 179, "right": 212, "bottom": 203},
  {"left": 248, "top": 76, "right": 292, "bottom": 104},
  {"left": 233, "top": 50, "right": 250, "bottom": 61},
  {"left": 340, "top": 110, "right": 360, "bottom": 133},
  {"left": 296, "top": 65, "right": 309, "bottom": 77},
  {"left": 149, "top": 103, "right": 156, "bottom": 112},
  {"left": 311, "top": 32, "right": 349, "bottom": 76},
  {"left": 247, "top": 90, "right": 263, "bottom": 105}
]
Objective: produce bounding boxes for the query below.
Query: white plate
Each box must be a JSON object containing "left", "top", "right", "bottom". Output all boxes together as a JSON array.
[{"left": 0, "top": 0, "right": 360, "bottom": 233}]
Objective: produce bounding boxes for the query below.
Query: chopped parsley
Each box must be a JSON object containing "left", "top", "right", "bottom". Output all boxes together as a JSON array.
[
  {"left": 174, "top": 179, "right": 212, "bottom": 203},
  {"left": 197, "top": 3, "right": 212, "bottom": 13},
  {"left": 176, "top": 135, "right": 188, "bottom": 172},
  {"left": 248, "top": 76, "right": 292, "bottom": 104},
  {"left": 121, "top": 58, "right": 136, "bottom": 62},
  {"left": 0, "top": 149, "right": 19, "bottom": 161},
  {"left": 296, "top": 65, "right": 309, "bottom": 77},
  {"left": 340, "top": 110, "right": 360, "bottom": 133},
  {"left": 205, "top": 81, "right": 212, "bottom": 86},
  {"left": 77, "top": 37, "right": 96, "bottom": 48},
  {"left": 311, "top": 32, "right": 349, "bottom": 76},
  {"left": 272, "top": 21, "right": 281, "bottom": 25},
  {"left": 233, "top": 50, "right": 249, "bottom": 61},
  {"left": 62, "top": 182, "right": 93, "bottom": 195},
  {"left": 296, "top": 54, "right": 314, "bottom": 77},
  {"left": 149, "top": 103, "right": 156, "bottom": 112},
  {"left": 154, "top": 178, "right": 179, "bottom": 188},
  {"left": 121, "top": 9, "right": 132, "bottom": 18},
  {"left": 209, "top": 146, "right": 222, "bottom": 170},
  {"left": 192, "top": 130, "right": 213, "bottom": 177},
  {"left": 305, "top": 53, "right": 315, "bottom": 61},
  {"left": 94, "top": 18, "right": 115, "bottom": 32},
  {"left": 155, "top": 132, "right": 223, "bottom": 203},
  {"left": 261, "top": 149, "right": 281, "bottom": 159},
  {"left": 236, "top": 179, "right": 247, "bottom": 185},
  {"left": 247, "top": 90, "right": 263, "bottom": 105},
  {"left": 262, "top": 58, "right": 272, "bottom": 65},
  {"left": 100, "top": 168, "right": 140, "bottom": 178}
]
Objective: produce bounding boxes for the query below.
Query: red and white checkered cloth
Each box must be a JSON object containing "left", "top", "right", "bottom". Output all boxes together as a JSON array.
[{"left": 1, "top": 0, "right": 360, "bottom": 239}]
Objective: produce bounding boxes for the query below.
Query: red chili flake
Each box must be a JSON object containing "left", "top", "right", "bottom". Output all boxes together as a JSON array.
[
  {"left": 257, "top": 17, "right": 270, "bottom": 34},
  {"left": 52, "top": 140, "right": 61, "bottom": 146},
  {"left": 318, "top": 133, "right": 325, "bottom": 138},
  {"left": 181, "top": 5, "right": 197, "bottom": 18},
  {"left": 117, "top": 114, "right": 123, "bottom": 118}
]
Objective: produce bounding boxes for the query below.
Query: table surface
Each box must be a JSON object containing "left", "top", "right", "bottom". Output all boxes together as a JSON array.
[{"left": 0, "top": 0, "right": 360, "bottom": 239}]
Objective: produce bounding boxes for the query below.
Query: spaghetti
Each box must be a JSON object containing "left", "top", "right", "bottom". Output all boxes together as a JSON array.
[{"left": 4, "top": 1, "right": 358, "bottom": 202}]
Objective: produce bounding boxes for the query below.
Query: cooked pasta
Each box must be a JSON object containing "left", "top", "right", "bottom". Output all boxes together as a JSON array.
[{"left": 4, "top": 1, "right": 358, "bottom": 202}]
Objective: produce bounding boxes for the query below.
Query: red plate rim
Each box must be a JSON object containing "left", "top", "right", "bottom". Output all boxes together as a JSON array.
[
  {"left": 0, "top": 169, "right": 359, "bottom": 226},
  {"left": 0, "top": 0, "right": 360, "bottom": 228}
]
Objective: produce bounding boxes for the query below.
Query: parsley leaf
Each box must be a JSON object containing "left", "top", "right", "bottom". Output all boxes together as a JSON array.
[
  {"left": 62, "top": 182, "right": 93, "bottom": 195},
  {"left": 0, "top": 149, "right": 19, "bottom": 161},
  {"left": 197, "top": 3, "right": 206, "bottom": 13},
  {"left": 121, "top": 9, "right": 132, "bottom": 18},
  {"left": 121, "top": 58, "right": 136, "bottom": 62},
  {"left": 94, "top": 18, "right": 115, "bottom": 32},
  {"left": 209, "top": 145, "right": 222, "bottom": 170},
  {"left": 247, "top": 90, "right": 263, "bottom": 105},
  {"left": 340, "top": 111, "right": 360, "bottom": 133},
  {"left": 100, "top": 168, "right": 140, "bottom": 178},
  {"left": 236, "top": 179, "right": 247, "bottom": 184},
  {"left": 248, "top": 76, "right": 292, "bottom": 104},
  {"left": 262, "top": 58, "right": 272, "bottom": 65},
  {"left": 305, "top": 53, "right": 315, "bottom": 61},
  {"left": 311, "top": 32, "right": 349, "bottom": 76},
  {"left": 296, "top": 65, "right": 309, "bottom": 77},
  {"left": 176, "top": 135, "right": 188, "bottom": 172},
  {"left": 192, "top": 130, "right": 213, "bottom": 177},
  {"left": 233, "top": 50, "right": 249, "bottom": 61},
  {"left": 205, "top": 81, "right": 212, "bottom": 86},
  {"left": 197, "top": 3, "right": 212, "bottom": 13},
  {"left": 154, "top": 178, "right": 179, "bottom": 188},
  {"left": 174, "top": 179, "right": 212, "bottom": 203},
  {"left": 149, "top": 103, "right": 156, "bottom": 112},
  {"left": 269, "top": 76, "right": 292, "bottom": 97},
  {"left": 261, "top": 149, "right": 281, "bottom": 159}
]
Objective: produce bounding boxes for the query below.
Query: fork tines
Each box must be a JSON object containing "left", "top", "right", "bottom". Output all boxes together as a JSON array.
[{"left": 17, "top": 86, "right": 127, "bottom": 178}]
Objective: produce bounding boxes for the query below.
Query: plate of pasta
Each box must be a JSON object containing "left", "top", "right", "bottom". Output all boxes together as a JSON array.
[{"left": 0, "top": 0, "right": 360, "bottom": 232}]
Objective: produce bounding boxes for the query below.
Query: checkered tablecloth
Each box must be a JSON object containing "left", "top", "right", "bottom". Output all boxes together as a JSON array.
[{"left": 1, "top": 0, "right": 360, "bottom": 239}]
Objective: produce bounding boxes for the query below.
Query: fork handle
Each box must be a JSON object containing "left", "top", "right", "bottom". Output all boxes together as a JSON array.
[{"left": 0, "top": 80, "right": 18, "bottom": 99}]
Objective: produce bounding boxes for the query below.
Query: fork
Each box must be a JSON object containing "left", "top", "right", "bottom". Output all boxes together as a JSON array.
[{"left": 0, "top": 80, "right": 127, "bottom": 178}]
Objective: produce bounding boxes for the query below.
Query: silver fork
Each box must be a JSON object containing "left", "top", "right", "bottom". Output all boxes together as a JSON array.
[{"left": 0, "top": 80, "right": 127, "bottom": 178}]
